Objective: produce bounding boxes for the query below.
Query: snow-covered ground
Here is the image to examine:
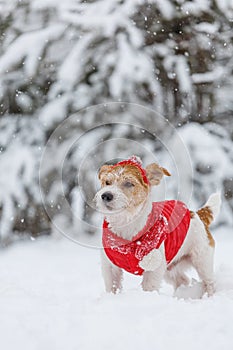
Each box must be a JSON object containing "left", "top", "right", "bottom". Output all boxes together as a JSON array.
[{"left": 0, "top": 226, "right": 233, "bottom": 350}]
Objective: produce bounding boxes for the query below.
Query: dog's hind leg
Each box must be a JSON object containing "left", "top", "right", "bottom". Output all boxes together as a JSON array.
[
  {"left": 190, "top": 193, "right": 221, "bottom": 296},
  {"left": 187, "top": 214, "right": 215, "bottom": 296},
  {"left": 190, "top": 245, "right": 215, "bottom": 296},
  {"left": 165, "top": 258, "right": 190, "bottom": 290}
]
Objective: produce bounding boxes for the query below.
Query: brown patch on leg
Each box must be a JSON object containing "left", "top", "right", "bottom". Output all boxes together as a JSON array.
[{"left": 197, "top": 207, "right": 215, "bottom": 247}]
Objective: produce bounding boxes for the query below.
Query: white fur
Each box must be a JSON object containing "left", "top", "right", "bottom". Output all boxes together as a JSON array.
[
  {"left": 98, "top": 181, "right": 221, "bottom": 296},
  {"left": 140, "top": 244, "right": 167, "bottom": 292},
  {"left": 139, "top": 246, "right": 163, "bottom": 271},
  {"left": 96, "top": 186, "right": 153, "bottom": 240},
  {"left": 101, "top": 251, "right": 123, "bottom": 293},
  {"left": 165, "top": 212, "right": 216, "bottom": 296},
  {"left": 105, "top": 199, "right": 153, "bottom": 240},
  {"left": 203, "top": 192, "right": 221, "bottom": 219},
  {"left": 95, "top": 185, "right": 129, "bottom": 213}
]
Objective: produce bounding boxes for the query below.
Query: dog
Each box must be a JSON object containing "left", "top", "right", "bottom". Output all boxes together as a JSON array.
[{"left": 95, "top": 156, "right": 221, "bottom": 296}]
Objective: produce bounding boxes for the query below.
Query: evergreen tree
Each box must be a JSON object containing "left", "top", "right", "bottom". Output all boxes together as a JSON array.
[{"left": 0, "top": 0, "right": 232, "bottom": 243}]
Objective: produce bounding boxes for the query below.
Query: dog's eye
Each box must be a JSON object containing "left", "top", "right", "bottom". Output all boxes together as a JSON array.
[
  {"left": 105, "top": 180, "right": 111, "bottom": 186},
  {"left": 123, "top": 181, "right": 135, "bottom": 188}
]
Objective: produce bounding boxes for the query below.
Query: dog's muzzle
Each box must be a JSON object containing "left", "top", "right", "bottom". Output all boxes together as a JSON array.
[{"left": 95, "top": 185, "right": 128, "bottom": 212}]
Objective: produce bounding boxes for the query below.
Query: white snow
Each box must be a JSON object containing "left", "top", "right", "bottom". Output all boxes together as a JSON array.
[
  {"left": 59, "top": 0, "right": 144, "bottom": 40},
  {"left": 165, "top": 122, "right": 233, "bottom": 229},
  {"left": 56, "top": 34, "right": 93, "bottom": 89},
  {"left": 192, "top": 67, "right": 224, "bottom": 84},
  {"left": 175, "top": 55, "right": 192, "bottom": 93},
  {"left": 0, "top": 24, "right": 65, "bottom": 77},
  {"left": 31, "top": 0, "right": 62, "bottom": 9},
  {"left": 38, "top": 94, "right": 72, "bottom": 128},
  {"left": 155, "top": 0, "right": 175, "bottom": 20},
  {"left": 194, "top": 22, "right": 220, "bottom": 34},
  {"left": 0, "top": 225, "right": 233, "bottom": 350},
  {"left": 0, "top": 143, "right": 37, "bottom": 238},
  {"left": 215, "top": 0, "right": 233, "bottom": 19},
  {"left": 164, "top": 55, "right": 192, "bottom": 93},
  {"left": 181, "top": 0, "right": 211, "bottom": 15},
  {"left": 109, "top": 33, "right": 158, "bottom": 99}
]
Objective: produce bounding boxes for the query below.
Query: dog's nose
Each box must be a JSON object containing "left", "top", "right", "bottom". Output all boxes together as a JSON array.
[{"left": 101, "top": 192, "right": 114, "bottom": 202}]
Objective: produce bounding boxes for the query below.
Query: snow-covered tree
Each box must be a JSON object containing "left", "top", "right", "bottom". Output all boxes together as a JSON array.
[
  {"left": 166, "top": 122, "right": 233, "bottom": 227},
  {"left": 0, "top": 0, "right": 232, "bottom": 244},
  {"left": 1, "top": 0, "right": 233, "bottom": 124}
]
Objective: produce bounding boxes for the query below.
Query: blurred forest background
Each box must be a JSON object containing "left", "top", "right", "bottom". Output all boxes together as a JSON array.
[{"left": 0, "top": 0, "right": 233, "bottom": 246}]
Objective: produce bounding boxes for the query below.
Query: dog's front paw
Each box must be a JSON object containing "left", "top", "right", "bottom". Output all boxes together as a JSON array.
[
  {"left": 110, "top": 282, "right": 122, "bottom": 294},
  {"left": 139, "top": 249, "right": 162, "bottom": 271},
  {"left": 141, "top": 271, "right": 161, "bottom": 292}
]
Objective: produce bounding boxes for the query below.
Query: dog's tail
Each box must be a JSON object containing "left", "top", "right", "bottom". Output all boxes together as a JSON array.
[{"left": 197, "top": 193, "right": 221, "bottom": 226}]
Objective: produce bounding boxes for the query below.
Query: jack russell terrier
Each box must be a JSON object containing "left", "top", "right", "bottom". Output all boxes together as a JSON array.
[{"left": 95, "top": 156, "right": 221, "bottom": 296}]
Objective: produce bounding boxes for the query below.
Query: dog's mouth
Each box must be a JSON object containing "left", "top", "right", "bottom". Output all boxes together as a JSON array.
[
  {"left": 95, "top": 199, "right": 128, "bottom": 215},
  {"left": 103, "top": 202, "right": 127, "bottom": 213},
  {"left": 104, "top": 203, "right": 114, "bottom": 211}
]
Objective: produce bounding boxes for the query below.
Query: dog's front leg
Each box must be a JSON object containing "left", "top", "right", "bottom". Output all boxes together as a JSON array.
[
  {"left": 140, "top": 247, "right": 167, "bottom": 292},
  {"left": 101, "top": 251, "right": 123, "bottom": 293}
]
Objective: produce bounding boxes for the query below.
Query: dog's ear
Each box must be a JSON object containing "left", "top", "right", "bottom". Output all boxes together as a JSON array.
[
  {"left": 98, "top": 164, "right": 112, "bottom": 180},
  {"left": 145, "top": 163, "right": 171, "bottom": 186}
]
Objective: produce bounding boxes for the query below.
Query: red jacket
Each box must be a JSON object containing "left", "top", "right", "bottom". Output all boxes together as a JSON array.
[{"left": 102, "top": 200, "right": 191, "bottom": 275}]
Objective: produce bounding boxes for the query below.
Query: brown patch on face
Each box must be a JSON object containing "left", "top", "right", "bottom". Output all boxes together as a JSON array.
[
  {"left": 98, "top": 164, "right": 149, "bottom": 210},
  {"left": 98, "top": 165, "right": 113, "bottom": 181},
  {"left": 121, "top": 165, "right": 148, "bottom": 188},
  {"left": 197, "top": 206, "right": 215, "bottom": 247},
  {"left": 120, "top": 165, "right": 149, "bottom": 208}
]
